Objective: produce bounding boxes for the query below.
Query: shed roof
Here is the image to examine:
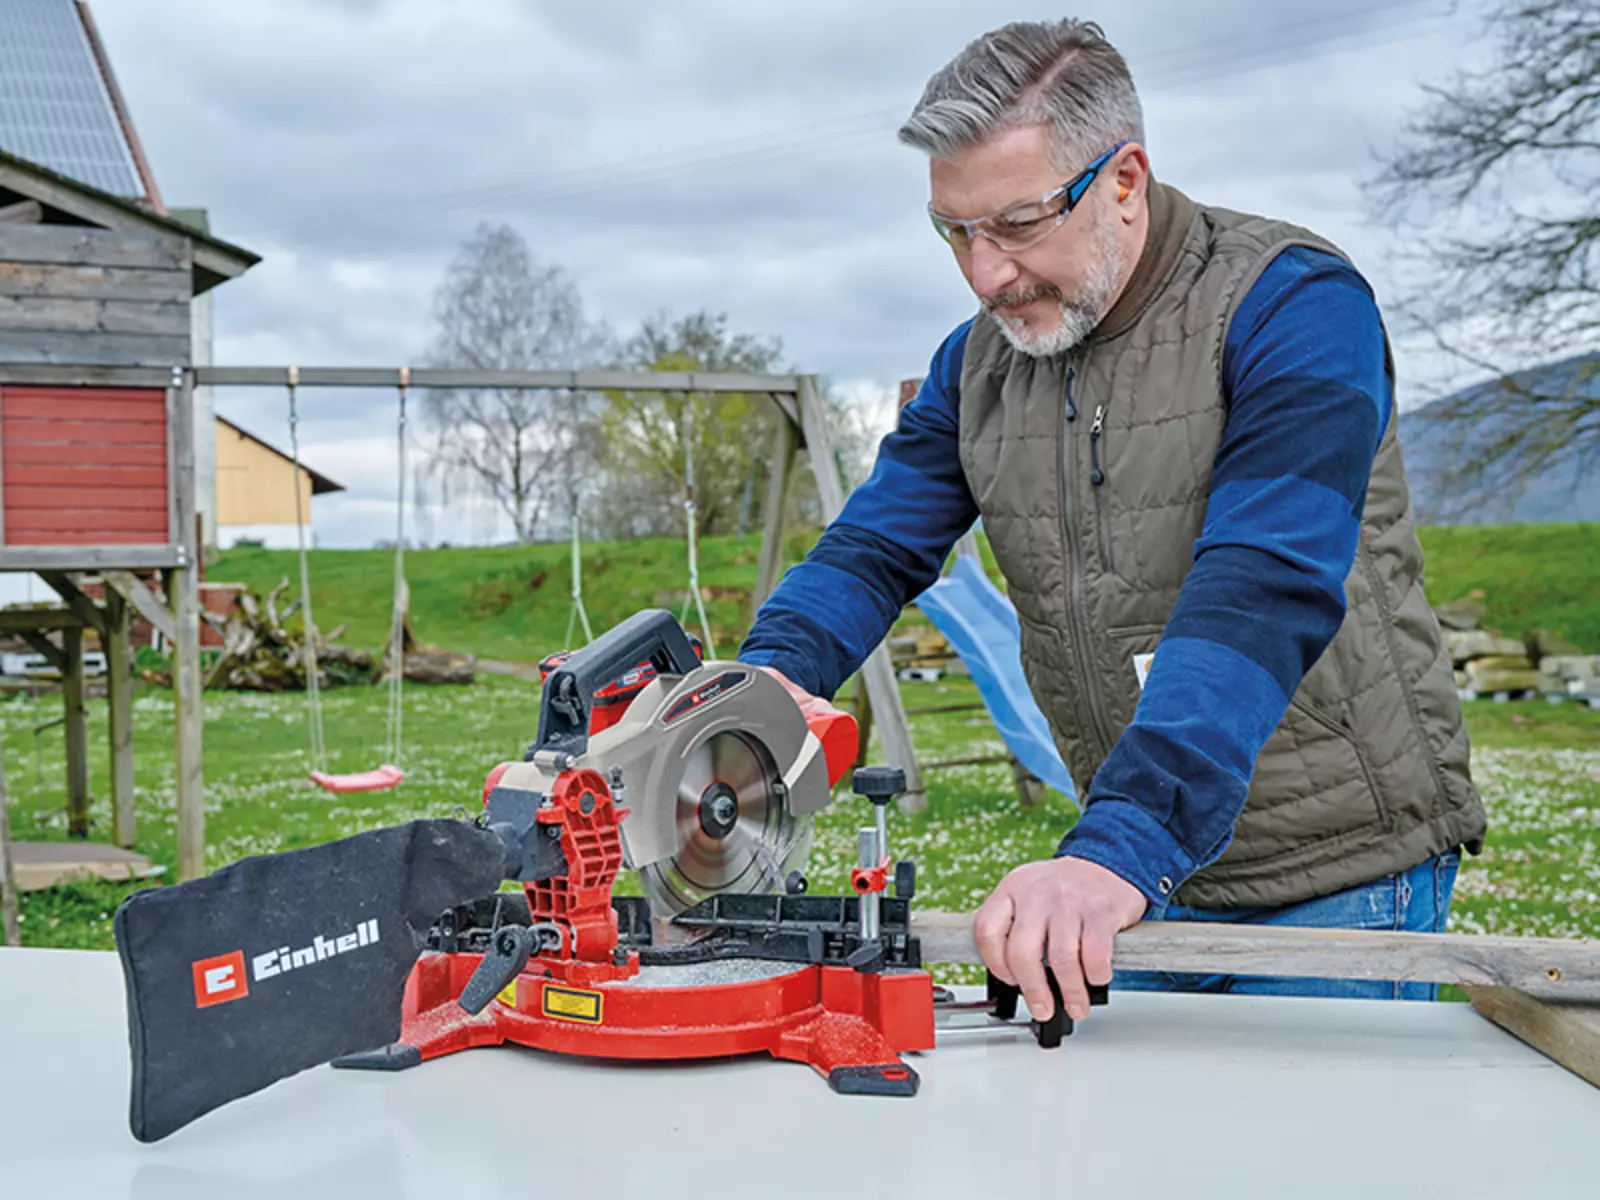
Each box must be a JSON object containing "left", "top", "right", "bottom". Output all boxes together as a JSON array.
[
  {"left": 216, "top": 415, "right": 346, "bottom": 496},
  {"left": 0, "top": 146, "right": 260, "bottom": 294}
]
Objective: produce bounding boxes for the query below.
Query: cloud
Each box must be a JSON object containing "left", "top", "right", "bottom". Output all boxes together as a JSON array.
[{"left": 79, "top": 0, "right": 1485, "bottom": 547}]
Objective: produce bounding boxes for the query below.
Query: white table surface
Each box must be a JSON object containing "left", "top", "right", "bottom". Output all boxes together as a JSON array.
[{"left": 2, "top": 947, "right": 1597, "bottom": 1199}]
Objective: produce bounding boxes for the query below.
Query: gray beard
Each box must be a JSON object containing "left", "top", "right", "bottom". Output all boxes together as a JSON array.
[{"left": 985, "top": 206, "right": 1127, "bottom": 358}]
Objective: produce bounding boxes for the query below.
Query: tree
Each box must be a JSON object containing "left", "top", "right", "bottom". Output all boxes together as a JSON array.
[
  {"left": 594, "top": 311, "right": 785, "bottom": 540},
  {"left": 420, "top": 223, "right": 611, "bottom": 542},
  {"left": 1375, "top": 0, "right": 1599, "bottom": 511}
]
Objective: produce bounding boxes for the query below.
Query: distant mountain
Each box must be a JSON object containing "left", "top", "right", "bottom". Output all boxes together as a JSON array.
[{"left": 1397, "top": 352, "right": 1600, "bottom": 525}]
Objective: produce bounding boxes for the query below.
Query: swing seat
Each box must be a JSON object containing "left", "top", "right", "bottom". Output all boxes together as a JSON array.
[{"left": 309, "top": 764, "right": 405, "bottom": 794}]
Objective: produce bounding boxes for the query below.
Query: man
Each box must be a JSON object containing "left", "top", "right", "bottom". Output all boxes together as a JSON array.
[{"left": 738, "top": 19, "right": 1485, "bottom": 1023}]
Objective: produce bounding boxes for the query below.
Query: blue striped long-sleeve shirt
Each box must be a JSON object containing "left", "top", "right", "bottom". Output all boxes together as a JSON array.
[{"left": 738, "top": 246, "right": 1392, "bottom": 907}]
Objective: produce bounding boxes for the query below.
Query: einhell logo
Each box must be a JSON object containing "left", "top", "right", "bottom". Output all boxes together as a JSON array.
[
  {"left": 190, "top": 918, "right": 381, "bottom": 1009},
  {"left": 192, "top": 950, "right": 248, "bottom": 1008}
]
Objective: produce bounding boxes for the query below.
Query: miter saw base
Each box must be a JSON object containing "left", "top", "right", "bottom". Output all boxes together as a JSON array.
[{"left": 337, "top": 932, "right": 933, "bottom": 1096}]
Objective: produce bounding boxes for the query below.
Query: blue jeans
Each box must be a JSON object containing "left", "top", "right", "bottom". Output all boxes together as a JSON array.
[{"left": 1113, "top": 851, "right": 1461, "bottom": 1001}]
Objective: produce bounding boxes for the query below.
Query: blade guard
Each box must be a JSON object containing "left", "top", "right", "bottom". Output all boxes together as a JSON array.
[{"left": 579, "top": 662, "right": 844, "bottom": 872}]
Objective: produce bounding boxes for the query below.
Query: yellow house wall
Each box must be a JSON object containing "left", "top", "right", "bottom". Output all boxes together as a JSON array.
[{"left": 215, "top": 422, "right": 315, "bottom": 526}]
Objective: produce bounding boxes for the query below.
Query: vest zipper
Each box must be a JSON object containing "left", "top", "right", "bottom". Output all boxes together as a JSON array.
[
  {"left": 1089, "top": 405, "right": 1106, "bottom": 485},
  {"left": 1060, "top": 367, "right": 1116, "bottom": 761},
  {"left": 1089, "top": 405, "right": 1115, "bottom": 573}
]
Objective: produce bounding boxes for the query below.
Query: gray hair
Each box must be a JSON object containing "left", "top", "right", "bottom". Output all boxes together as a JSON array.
[{"left": 898, "top": 19, "right": 1145, "bottom": 173}]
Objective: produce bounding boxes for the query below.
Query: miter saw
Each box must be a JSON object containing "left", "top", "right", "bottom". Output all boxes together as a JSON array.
[
  {"left": 113, "top": 610, "right": 1097, "bottom": 1144},
  {"left": 529, "top": 626, "right": 844, "bottom": 918}
]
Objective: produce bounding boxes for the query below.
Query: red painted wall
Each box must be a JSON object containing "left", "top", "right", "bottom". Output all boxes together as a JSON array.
[{"left": 0, "top": 386, "right": 170, "bottom": 545}]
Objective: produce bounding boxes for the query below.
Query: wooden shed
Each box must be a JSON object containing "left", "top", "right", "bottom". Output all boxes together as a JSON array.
[
  {"left": 0, "top": 148, "right": 257, "bottom": 564},
  {"left": 0, "top": 146, "right": 257, "bottom": 888}
]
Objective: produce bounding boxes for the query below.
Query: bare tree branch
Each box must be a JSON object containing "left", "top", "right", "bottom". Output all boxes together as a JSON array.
[
  {"left": 1373, "top": 0, "right": 1599, "bottom": 512},
  {"left": 420, "top": 223, "right": 611, "bottom": 542}
]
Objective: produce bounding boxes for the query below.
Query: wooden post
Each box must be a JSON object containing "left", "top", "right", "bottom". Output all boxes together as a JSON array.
[
  {"left": 105, "top": 588, "right": 136, "bottom": 847},
  {"left": 753, "top": 408, "right": 797, "bottom": 610},
  {"left": 853, "top": 674, "right": 874, "bottom": 771},
  {"left": 169, "top": 367, "right": 205, "bottom": 880},
  {"left": 62, "top": 625, "right": 90, "bottom": 838},
  {"left": 0, "top": 745, "right": 19, "bottom": 946},
  {"left": 1008, "top": 755, "right": 1044, "bottom": 810},
  {"left": 796, "top": 375, "right": 927, "bottom": 813}
]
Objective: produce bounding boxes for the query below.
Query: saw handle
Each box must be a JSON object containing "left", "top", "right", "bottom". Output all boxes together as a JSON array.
[{"left": 534, "top": 609, "right": 702, "bottom": 757}]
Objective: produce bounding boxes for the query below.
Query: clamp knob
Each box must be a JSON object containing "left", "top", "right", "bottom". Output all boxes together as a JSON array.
[{"left": 852, "top": 766, "right": 906, "bottom": 806}]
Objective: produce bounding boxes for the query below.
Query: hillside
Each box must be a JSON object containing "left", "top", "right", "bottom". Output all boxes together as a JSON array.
[
  {"left": 1416, "top": 523, "right": 1600, "bottom": 650},
  {"left": 1398, "top": 352, "right": 1600, "bottom": 525},
  {"left": 209, "top": 533, "right": 822, "bottom": 664},
  {"left": 209, "top": 522, "right": 1600, "bottom": 664}
]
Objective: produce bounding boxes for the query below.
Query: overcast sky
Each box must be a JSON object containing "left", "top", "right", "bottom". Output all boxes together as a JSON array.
[{"left": 86, "top": 0, "right": 1491, "bottom": 549}]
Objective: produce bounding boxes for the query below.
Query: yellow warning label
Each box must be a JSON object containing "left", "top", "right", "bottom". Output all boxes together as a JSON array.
[
  {"left": 542, "top": 984, "right": 603, "bottom": 1024},
  {"left": 496, "top": 980, "right": 518, "bottom": 1008}
]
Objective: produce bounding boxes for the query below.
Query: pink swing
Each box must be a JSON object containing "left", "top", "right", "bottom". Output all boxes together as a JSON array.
[
  {"left": 287, "top": 367, "right": 410, "bottom": 796},
  {"left": 310, "top": 764, "right": 405, "bottom": 794}
]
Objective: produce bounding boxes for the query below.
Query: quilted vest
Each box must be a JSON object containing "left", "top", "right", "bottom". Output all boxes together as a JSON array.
[{"left": 958, "top": 180, "right": 1486, "bottom": 909}]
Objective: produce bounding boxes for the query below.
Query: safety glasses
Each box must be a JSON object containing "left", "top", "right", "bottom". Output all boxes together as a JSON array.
[{"left": 928, "top": 140, "right": 1130, "bottom": 254}]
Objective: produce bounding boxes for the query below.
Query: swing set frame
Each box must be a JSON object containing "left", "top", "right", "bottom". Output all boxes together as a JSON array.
[{"left": 176, "top": 364, "right": 927, "bottom": 868}]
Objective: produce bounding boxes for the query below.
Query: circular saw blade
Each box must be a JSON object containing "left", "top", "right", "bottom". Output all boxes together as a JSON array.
[{"left": 638, "top": 730, "right": 810, "bottom": 915}]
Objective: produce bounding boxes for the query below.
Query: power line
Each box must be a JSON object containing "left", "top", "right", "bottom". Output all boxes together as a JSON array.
[{"left": 252, "top": 1, "right": 1457, "bottom": 243}]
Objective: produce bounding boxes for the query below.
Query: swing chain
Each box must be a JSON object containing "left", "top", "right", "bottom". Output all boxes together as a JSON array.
[
  {"left": 682, "top": 398, "right": 716, "bottom": 659},
  {"left": 287, "top": 366, "right": 327, "bottom": 775},
  {"left": 385, "top": 368, "right": 409, "bottom": 768}
]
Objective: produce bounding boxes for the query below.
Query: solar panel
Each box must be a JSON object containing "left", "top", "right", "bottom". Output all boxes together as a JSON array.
[{"left": 0, "top": 0, "right": 145, "bottom": 197}]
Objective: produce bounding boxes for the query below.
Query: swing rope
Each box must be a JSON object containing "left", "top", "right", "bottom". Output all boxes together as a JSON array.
[
  {"left": 564, "top": 503, "right": 594, "bottom": 648},
  {"left": 289, "top": 369, "right": 407, "bottom": 793},
  {"left": 383, "top": 369, "right": 409, "bottom": 768},
  {"left": 682, "top": 398, "right": 716, "bottom": 659},
  {"left": 286, "top": 366, "right": 327, "bottom": 775}
]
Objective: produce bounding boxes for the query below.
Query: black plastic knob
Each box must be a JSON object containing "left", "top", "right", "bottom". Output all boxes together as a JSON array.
[
  {"left": 894, "top": 860, "right": 916, "bottom": 900},
  {"left": 785, "top": 870, "right": 808, "bottom": 896},
  {"left": 852, "top": 766, "right": 906, "bottom": 805}
]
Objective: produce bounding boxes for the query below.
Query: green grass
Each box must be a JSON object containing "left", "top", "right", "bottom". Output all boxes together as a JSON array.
[
  {"left": 1418, "top": 523, "right": 1600, "bottom": 650},
  {"left": 6, "top": 674, "right": 1598, "bottom": 991},
  {"left": 1448, "top": 700, "right": 1600, "bottom": 943}
]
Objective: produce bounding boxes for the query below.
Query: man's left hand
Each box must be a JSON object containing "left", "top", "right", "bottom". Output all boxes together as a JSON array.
[{"left": 973, "top": 856, "right": 1148, "bottom": 1023}]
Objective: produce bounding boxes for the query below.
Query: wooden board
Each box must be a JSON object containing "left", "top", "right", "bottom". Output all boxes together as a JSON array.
[
  {"left": 0, "top": 295, "right": 189, "bottom": 336},
  {"left": 1467, "top": 986, "right": 1600, "bottom": 1090},
  {"left": 0, "top": 747, "right": 18, "bottom": 945},
  {"left": 0, "top": 545, "right": 185, "bottom": 571},
  {"left": 912, "top": 911, "right": 1600, "bottom": 1001},
  {"left": 8, "top": 841, "right": 159, "bottom": 892},
  {"left": 0, "top": 330, "right": 191, "bottom": 369},
  {"left": 0, "top": 609, "right": 88, "bottom": 634},
  {"left": 0, "top": 261, "right": 187, "bottom": 303},
  {"left": 0, "top": 224, "right": 189, "bottom": 271}
]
